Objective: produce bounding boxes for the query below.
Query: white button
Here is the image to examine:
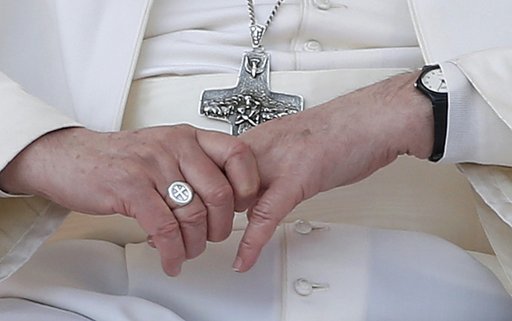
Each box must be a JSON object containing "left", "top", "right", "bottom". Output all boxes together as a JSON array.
[
  {"left": 294, "top": 278, "right": 314, "bottom": 296},
  {"left": 294, "top": 219, "right": 313, "bottom": 234},
  {"left": 294, "top": 278, "right": 330, "bottom": 296},
  {"left": 303, "top": 40, "right": 322, "bottom": 52},
  {"left": 294, "top": 219, "right": 330, "bottom": 234},
  {"left": 313, "top": 0, "right": 331, "bottom": 10}
]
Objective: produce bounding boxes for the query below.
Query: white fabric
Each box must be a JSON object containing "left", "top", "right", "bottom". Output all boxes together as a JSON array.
[
  {"left": 0, "top": 0, "right": 152, "bottom": 132},
  {"left": 455, "top": 50, "right": 512, "bottom": 137},
  {"left": 409, "top": 0, "right": 512, "bottom": 291},
  {"left": 136, "top": 0, "right": 512, "bottom": 166},
  {"left": 134, "top": 0, "right": 422, "bottom": 78},
  {"left": 1, "top": 224, "right": 511, "bottom": 321},
  {"left": 0, "top": 0, "right": 152, "bottom": 280},
  {"left": 282, "top": 223, "right": 512, "bottom": 321},
  {"left": 126, "top": 230, "right": 282, "bottom": 321},
  {"left": 440, "top": 62, "right": 512, "bottom": 165},
  {"left": 408, "top": 0, "right": 512, "bottom": 64},
  {"left": 1, "top": 2, "right": 512, "bottom": 319},
  {"left": 0, "top": 72, "right": 81, "bottom": 178},
  {"left": 0, "top": 299, "right": 91, "bottom": 321},
  {"left": 124, "top": 68, "right": 408, "bottom": 132},
  {"left": 409, "top": 0, "right": 512, "bottom": 166}
]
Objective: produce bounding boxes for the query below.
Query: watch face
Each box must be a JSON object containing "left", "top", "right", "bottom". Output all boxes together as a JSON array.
[{"left": 421, "top": 68, "right": 448, "bottom": 93}]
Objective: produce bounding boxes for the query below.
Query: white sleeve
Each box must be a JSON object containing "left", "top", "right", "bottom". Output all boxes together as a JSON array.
[
  {"left": 439, "top": 60, "right": 512, "bottom": 165},
  {"left": 435, "top": 48, "right": 512, "bottom": 289},
  {"left": 0, "top": 71, "right": 82, "bottom": 280},
  {"left": 0, "top": 71, "right": 82, "bottom": 197}
]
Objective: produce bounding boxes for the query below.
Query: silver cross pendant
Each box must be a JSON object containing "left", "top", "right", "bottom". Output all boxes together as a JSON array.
[{"left": 199, "top": 50, "right": 304, "bottom": 136}]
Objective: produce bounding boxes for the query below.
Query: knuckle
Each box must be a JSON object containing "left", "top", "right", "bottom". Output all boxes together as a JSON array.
[
  {"left": 205, "top": 184, "right": 234, "bottom": 207},
  {"left": 114, "top": 197, "right": 134, "bottom": 217},
  {"left": 171, "top": 124, "right": 195, "bottom": 136},
  {"left": 155, "top": 220, "right": 181, "bottom": 238},
  {"left": 159, "top": 124, "right": 196, "bottom": 149},
  {"left": 250, "top": 202, "right": 276, "bottom": 226},
  {"left": 236, "top": 183, "right": 259, "bottom": 204},
  {"left": 227, "top": 139, "right": 251, "bottom": 159},
  {"left": 177, "top": 207, "right": 207, "bottom": 226}
]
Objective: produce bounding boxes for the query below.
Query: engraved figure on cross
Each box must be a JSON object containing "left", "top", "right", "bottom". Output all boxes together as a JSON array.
[{"left": 199, "top": 50, "right": 304, "bottom": 136}]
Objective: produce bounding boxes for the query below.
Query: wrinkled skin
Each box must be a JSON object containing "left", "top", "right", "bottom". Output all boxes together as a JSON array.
[
  {"left": 234, "top": 71, "right": 434, "bottom": 271},
  {"left": 0, "top": 124, "right": 260, "bottom": 276}
]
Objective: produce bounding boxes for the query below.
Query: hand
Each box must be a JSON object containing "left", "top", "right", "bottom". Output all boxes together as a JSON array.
[
  {"left": 233, "top": 71, "right": 434, "bottom": 272},
  {"left": 0, "top": 125, "right": 260, "bottom": 276}
]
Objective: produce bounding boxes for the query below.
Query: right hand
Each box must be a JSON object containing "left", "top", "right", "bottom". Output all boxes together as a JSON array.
[
  {"left": 0, "top": 125, "right": 260, "bottom": 276},
  {"left": 234, "top": 71, "right": 434, "bottom": 272}
]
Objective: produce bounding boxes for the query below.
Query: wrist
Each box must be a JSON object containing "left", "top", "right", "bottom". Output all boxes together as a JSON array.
[
  {"left": 376, "top": 71, "right": 435, "bottom": 160},
  {"left": 0, "top": 127, "right": 88, "bottom": 196},
  {"left": 318, "top": 71, "right": 435, "bottom": 164},
  {"left": 304, "top": 71, "right": 434, "bottom": 187}
]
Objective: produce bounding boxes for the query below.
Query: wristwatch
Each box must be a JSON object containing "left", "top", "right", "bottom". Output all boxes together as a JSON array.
[{"left": 414, "top": 65, "right": 449, "bottom": 162}]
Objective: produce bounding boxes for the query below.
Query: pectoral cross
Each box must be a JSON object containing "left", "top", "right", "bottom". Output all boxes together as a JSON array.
[{"left": 200, "top": 50, "right": 304, "bottom": 136}]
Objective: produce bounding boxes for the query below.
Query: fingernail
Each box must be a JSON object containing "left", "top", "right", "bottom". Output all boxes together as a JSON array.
[
  {"left": 232, "top": 256, "right": 243, "bottom": 272},
  {"left": 147, "top": 236, "right": 156, "bottom": 248}
]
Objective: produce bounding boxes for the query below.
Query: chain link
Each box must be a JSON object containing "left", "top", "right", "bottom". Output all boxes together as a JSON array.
[{"left": 247, "top": 0, "right": 285, "bottom": 29}]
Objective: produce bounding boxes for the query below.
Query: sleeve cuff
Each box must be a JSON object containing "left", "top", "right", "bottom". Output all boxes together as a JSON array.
[
  {"left": 0, "top": 73, "right": 83, "bottom": 198},
  {"left": 0, "top": 197, "right": 69, "bottom": 281},
  {"left": 439, "top": 62, "right": 512, "bottom": 165}
]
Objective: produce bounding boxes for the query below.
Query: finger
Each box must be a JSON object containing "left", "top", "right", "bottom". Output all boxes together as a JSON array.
[
  {"left": 196, "top": 130, "right": 260, "bottom": 212},
  {"left": 156, "top": 177, "right": 208, "bottom": 260},
  {"left": 129, "top": 190, "right": 186, "bottom": 276},
  {"left": 177, "top": 144, "right": 236, "bottom": 242},
  {"left": 233, "top": 179, "right": 302, "bottom": 272},
  {"left": 168, "top": 192, "right": 208, "bottom": 259}
]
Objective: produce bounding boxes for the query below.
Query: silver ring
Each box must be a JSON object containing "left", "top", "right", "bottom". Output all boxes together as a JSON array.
[{"left": 167, "top": 181, "right": 194, "bottom": 206}]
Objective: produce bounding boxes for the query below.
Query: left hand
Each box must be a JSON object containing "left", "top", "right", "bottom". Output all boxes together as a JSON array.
[
  {"left": 0, "top": 125, "right": 260, "bottom": 276},
  {"left": 233, "top": 71, "right": 434, "bottom": 272}
]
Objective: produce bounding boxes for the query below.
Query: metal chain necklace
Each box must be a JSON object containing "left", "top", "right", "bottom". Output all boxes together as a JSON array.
[
  {"left": 199, "top": 0, "right": 304, "bottom": 136},
  {"left": 247, "top": 0, "right": 283, "bottom": 26},
  {"left": 247, "top": 0, "right": 284, "bottom": 49}
]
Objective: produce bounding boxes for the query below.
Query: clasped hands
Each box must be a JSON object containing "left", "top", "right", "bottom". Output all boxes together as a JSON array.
[{"left": 0, "top": 71, "right": 434, "bottom": 276}]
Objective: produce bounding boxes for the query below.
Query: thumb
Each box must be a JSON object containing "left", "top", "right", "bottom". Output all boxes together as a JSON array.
[{"left": 233, "top": 179, "right": 303, "bottom": 272}]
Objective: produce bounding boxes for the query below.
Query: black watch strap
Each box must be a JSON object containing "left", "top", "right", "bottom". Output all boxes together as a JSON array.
[
  {"left": 429, "top": 94, "right": 448, "bottom": 162},
  {"left": 415, "top": 65, "right": 449, "bottom": 162}
]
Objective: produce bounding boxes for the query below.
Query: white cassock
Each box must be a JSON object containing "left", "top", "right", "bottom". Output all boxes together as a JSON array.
[{"left": 1, "top": 0, "right": 512, "bottom": 320}]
